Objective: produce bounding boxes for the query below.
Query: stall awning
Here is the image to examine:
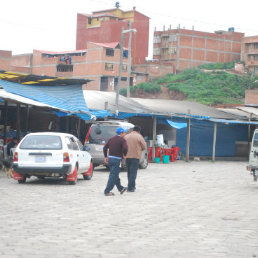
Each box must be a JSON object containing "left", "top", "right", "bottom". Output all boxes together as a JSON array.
[
  {"left": 0, "top": 80, "right": 89, "bottom": 113},
  {"left": 166, "top": 119, "right": 187, "bottom": 129}
]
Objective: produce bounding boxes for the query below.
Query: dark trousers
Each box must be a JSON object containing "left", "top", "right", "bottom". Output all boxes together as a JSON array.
[
  {"left": 126, "top": 158, "right": 139, "bottom": 191},
  {"left": 104, "top": 157, "right": 123, "bottom": 194}
]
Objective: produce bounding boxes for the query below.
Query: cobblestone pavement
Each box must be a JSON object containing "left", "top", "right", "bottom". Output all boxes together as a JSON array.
[{"left": 0, "top": 161, "right": 258, "bottom": 258}]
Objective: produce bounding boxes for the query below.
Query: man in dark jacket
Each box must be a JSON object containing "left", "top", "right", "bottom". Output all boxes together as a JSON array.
[{"left": 103, "top": 127, "right": 128, "bottom": 196}]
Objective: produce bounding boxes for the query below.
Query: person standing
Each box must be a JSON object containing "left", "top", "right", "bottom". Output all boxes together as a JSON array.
[
  {"left": 125, "top": 125, "right": 147, "bottom": 192},
  {"left": 103, "top": 127, "right": 128, "bottom": 196}
]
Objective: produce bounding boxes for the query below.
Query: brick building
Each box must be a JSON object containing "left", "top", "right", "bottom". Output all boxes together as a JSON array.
[
  {"left": 8, "top": 41, "right": 147, "bottom": 91},
  {"left": 241, "top": 36, "right": 258, "bottom": 74},
  {"left": 76, "top": 7, "right": 149, "bottom": 65},
  {"left": 0, "top": 50, "right": 12, "bottom": 71},
  {"left": 153, "top": 27, "right": 244, "bottom": 72}
]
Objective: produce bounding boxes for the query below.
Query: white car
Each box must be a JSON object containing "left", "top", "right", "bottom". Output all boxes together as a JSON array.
[{"left": 12, "top": 132, "right": 93, "bottom": 184}]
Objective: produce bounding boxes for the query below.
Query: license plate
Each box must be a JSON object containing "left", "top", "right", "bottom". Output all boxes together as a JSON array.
[{"left": 35, "top": 156, "right": 46, "bottom": 163}]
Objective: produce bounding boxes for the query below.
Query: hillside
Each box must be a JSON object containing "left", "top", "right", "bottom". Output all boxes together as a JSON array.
[{"left": 120, "top": 63, "right": 258, "bottom": 106}]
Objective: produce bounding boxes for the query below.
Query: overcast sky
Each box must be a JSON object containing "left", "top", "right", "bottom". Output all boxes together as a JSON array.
[{"left": 1, "top": 0, "right": 258, "bottom": 58}]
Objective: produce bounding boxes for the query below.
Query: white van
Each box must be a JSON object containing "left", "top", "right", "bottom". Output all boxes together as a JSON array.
[
  {"left": 247, "top": 129, "right": 258, "bottom": 181},
  {"left": 84, "top": 121, "right": 148, "bottom": 169}
]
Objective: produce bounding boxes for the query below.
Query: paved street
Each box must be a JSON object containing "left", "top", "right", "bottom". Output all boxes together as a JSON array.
[{"left": 0, "top": 161, "right": 258, "bottom": 258}]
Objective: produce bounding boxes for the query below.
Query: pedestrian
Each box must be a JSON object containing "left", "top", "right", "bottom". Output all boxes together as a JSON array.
[
  {"left": 103, "top": 127, "right": 128, "bottom": 196},
  {"left": 125, "top": 125, "right": 147, "bottom": 192},
  {"left": 7, "top": 137, "right": 18, "bottom": 157}
]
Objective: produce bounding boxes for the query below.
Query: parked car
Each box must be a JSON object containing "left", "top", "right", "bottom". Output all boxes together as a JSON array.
[
  {"left": 12, "top": 132, "right": 93, "bottom": 184},
  {"left": 247, "top": 129, "right": 258, "bottom": 181},
  {"left": 84, "top": 121, "right": 148, "bottom": 169}
]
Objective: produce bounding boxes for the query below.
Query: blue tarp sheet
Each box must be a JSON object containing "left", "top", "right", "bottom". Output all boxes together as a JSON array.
[
  {"left": 166, "top": 119, "right": 187, "bottom": 129},
  {"left": 0, "top": 80, "right": 89, "bottom": 113}
]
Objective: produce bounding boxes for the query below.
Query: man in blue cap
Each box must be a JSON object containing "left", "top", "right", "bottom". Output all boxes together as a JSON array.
[{"left": 103, "top": 127, "right": 128, "bottom": 196}]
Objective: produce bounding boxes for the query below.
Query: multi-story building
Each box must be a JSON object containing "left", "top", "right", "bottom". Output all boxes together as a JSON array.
[
  {"left": 241, "top": 36, "right": 258, "bottom": 74},
  {"left": 0, "top": 50, "right": 12, "bottom": 71},
  {"left": 153, "top": 27, "right": 244, "bottom": 72},
  {"left": 8, "top": 41, "right": 147, "bottom": 91},
  {"left": 76, "top": 7, "right": 149, "bottom": 65}
]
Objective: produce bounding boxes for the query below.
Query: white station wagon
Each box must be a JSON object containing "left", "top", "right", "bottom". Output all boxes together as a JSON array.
[{"left": 12, "top": 132, "right": 93, "bottom": 184}]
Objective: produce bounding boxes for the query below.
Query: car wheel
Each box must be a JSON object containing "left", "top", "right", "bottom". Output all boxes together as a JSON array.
[
  {"left": 139, "top": 154, "right": 148, "bottom": 169},
  {"left": 18, "top": 177, "right": 26, "bottom": 184},
  {"left": 83, "top": 162, "right": 94, "bottom": 180}
]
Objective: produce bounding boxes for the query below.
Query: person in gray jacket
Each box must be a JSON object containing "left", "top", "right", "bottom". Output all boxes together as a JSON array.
[{"left": 125, "top": 126, "right": 147, "bottom": 192}]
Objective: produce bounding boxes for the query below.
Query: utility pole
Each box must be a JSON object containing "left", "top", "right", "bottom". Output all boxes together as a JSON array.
[
  {"left": 115, "top": 27, "right": 125, "bottom": 110},
  {"left": 126, "top": 21, "right": 132, "bottom": 97}
]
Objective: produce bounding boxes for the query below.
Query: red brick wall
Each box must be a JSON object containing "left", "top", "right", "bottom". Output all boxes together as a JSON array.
[
  {"left": 0, "top": 50, "right": 12, "bottom": 71},
  {"left": 245, "top": 90, "right": 258, "bottom": 105},
  {"left": 76, "top": 9, "right": 149, "bottom": 65}
]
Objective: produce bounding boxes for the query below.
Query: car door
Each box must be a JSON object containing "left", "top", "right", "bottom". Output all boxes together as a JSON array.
[{"left": 72, "top": 137, "right": 87, "bottom": 173}]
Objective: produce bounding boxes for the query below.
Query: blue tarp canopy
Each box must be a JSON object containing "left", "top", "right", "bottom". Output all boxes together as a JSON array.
[
  {"left": 166, "top": 119, "right": 187, "bottom": 129},
  {"left": 0, "top": 80, "right": 89, "bottom": 113},
  {"left": 0, "top": 80, "right": 113, "bottom": 120}
]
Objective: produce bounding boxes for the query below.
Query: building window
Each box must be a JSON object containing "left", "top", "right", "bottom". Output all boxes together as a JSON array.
[
  {"left": 254, "top": 55, "right": 258, "bottom": 60},
  {"left": 123, "top": 50, "right": 128, "bottom": 58},
  {"left": 255, "top": 43, "right": 258, "bottom": 49},
  {"left": 153, "top": 48, "right": 160, "bottom": 55},
  {"left": 105, "top": 63, "right": 114, "bottom": 71},
  {"left": 169, "top": 47, "right": 177, "bottom": 55},
  {"left": 122, "top": 65, "right": 127, "bottom": 72},
  {"left": 154, "top": 36, "right": 161, "bottom": 43},
  {"left": 254, "top": 67, "right": 258, "bottom": 73},
  {"left": 56, "top": 64, "right": 73, "bottom": 72},
  {"left": 106, "top": 48, "right": 114, "bottom": 56},
  {"left": 88, "top": 17, "right": 92, "bottom": 24},
  {"left": 121, "top": 77, "right": 127, "bottom": 81},
  {"left": 137, "top": 75, "right": 142, "bottom": 81}
]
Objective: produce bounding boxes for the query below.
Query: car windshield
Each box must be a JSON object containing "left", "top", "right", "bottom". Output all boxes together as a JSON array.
[{"left": 20, "top": 135, "right": 62, "bottom": 150}]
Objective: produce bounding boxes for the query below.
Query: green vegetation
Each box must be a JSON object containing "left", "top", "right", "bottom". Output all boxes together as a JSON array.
[
  {"left": 120, "top": 82, "right": 161, "bottom": 96},
  {"left": 120, "top": 62, "right": 258, "bottom": 105}
]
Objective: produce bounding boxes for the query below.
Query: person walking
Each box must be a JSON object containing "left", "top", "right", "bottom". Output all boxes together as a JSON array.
[
  {"left": 125, "top": 125, "right": 147, "bottom": 192},
  {"left": 103, "top": 127, "right": 128, "bottom": 196}
]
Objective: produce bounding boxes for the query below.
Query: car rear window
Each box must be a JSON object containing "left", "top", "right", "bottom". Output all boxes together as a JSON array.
[
  {"left": 89, "top": 125, "right": 132, "bottom": 144},
  {"left": 20, "top": 135, "right": 62, "bottom": 150},
  {"left": 89, "top": 126, "right": 119, "bottom": 144}
]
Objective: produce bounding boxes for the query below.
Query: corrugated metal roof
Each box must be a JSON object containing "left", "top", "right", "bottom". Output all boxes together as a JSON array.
[
  {"left": 130, "top": 98, "right": 248, "bottom": 120},
  {"left": 236, "top": 106, "right": 258, "bottom": 117},
  {"left": 83, "top": 90, "right": 152, "bottom": 114}
]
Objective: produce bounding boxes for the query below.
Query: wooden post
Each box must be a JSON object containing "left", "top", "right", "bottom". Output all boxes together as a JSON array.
[
  {"left": 16, "top": 103, "right": 21, "bottom": 141},
  {"left": 248, "top": 113, "right": 253, "bottom": 152},
  {"left": 77, "top": 118, "right": 81, "bottom": 139},
  {"left": 25, "top": 105, "right": 30, "bottom": 132},
  {"left": 65, "top": 116, "right": 69, "bottom": 133},
  {"left": 152, "top": 116, "right": 157, "bottom": 161},
  {"left": 3, "top": 101, "right": 8, "bottom": 144},
  {"left": 186, "top": 118, "right": 190, "bottom": 162},
  {"left": 212, "top": 122, "right": 217, "bottom": 161}
]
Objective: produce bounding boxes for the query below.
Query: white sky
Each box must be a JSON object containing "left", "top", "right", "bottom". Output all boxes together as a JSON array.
[{"left": 1, "top": 0, "right": 258, "bottom": 58}]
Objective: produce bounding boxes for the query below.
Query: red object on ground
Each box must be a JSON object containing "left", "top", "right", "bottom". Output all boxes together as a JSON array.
[
  {"left": 66, "top": 166, "right": 77, "bottom": 182},
  {"left": 13, "top": 170, "right": 24, "bottom": 180},
  {"left": 83, "top": 162, "right": 93, "bottom": 176}
]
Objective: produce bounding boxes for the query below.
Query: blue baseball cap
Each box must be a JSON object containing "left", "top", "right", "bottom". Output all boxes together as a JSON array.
[{"left": 116, "top": 127, "right": 127, "bottom": 134}]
